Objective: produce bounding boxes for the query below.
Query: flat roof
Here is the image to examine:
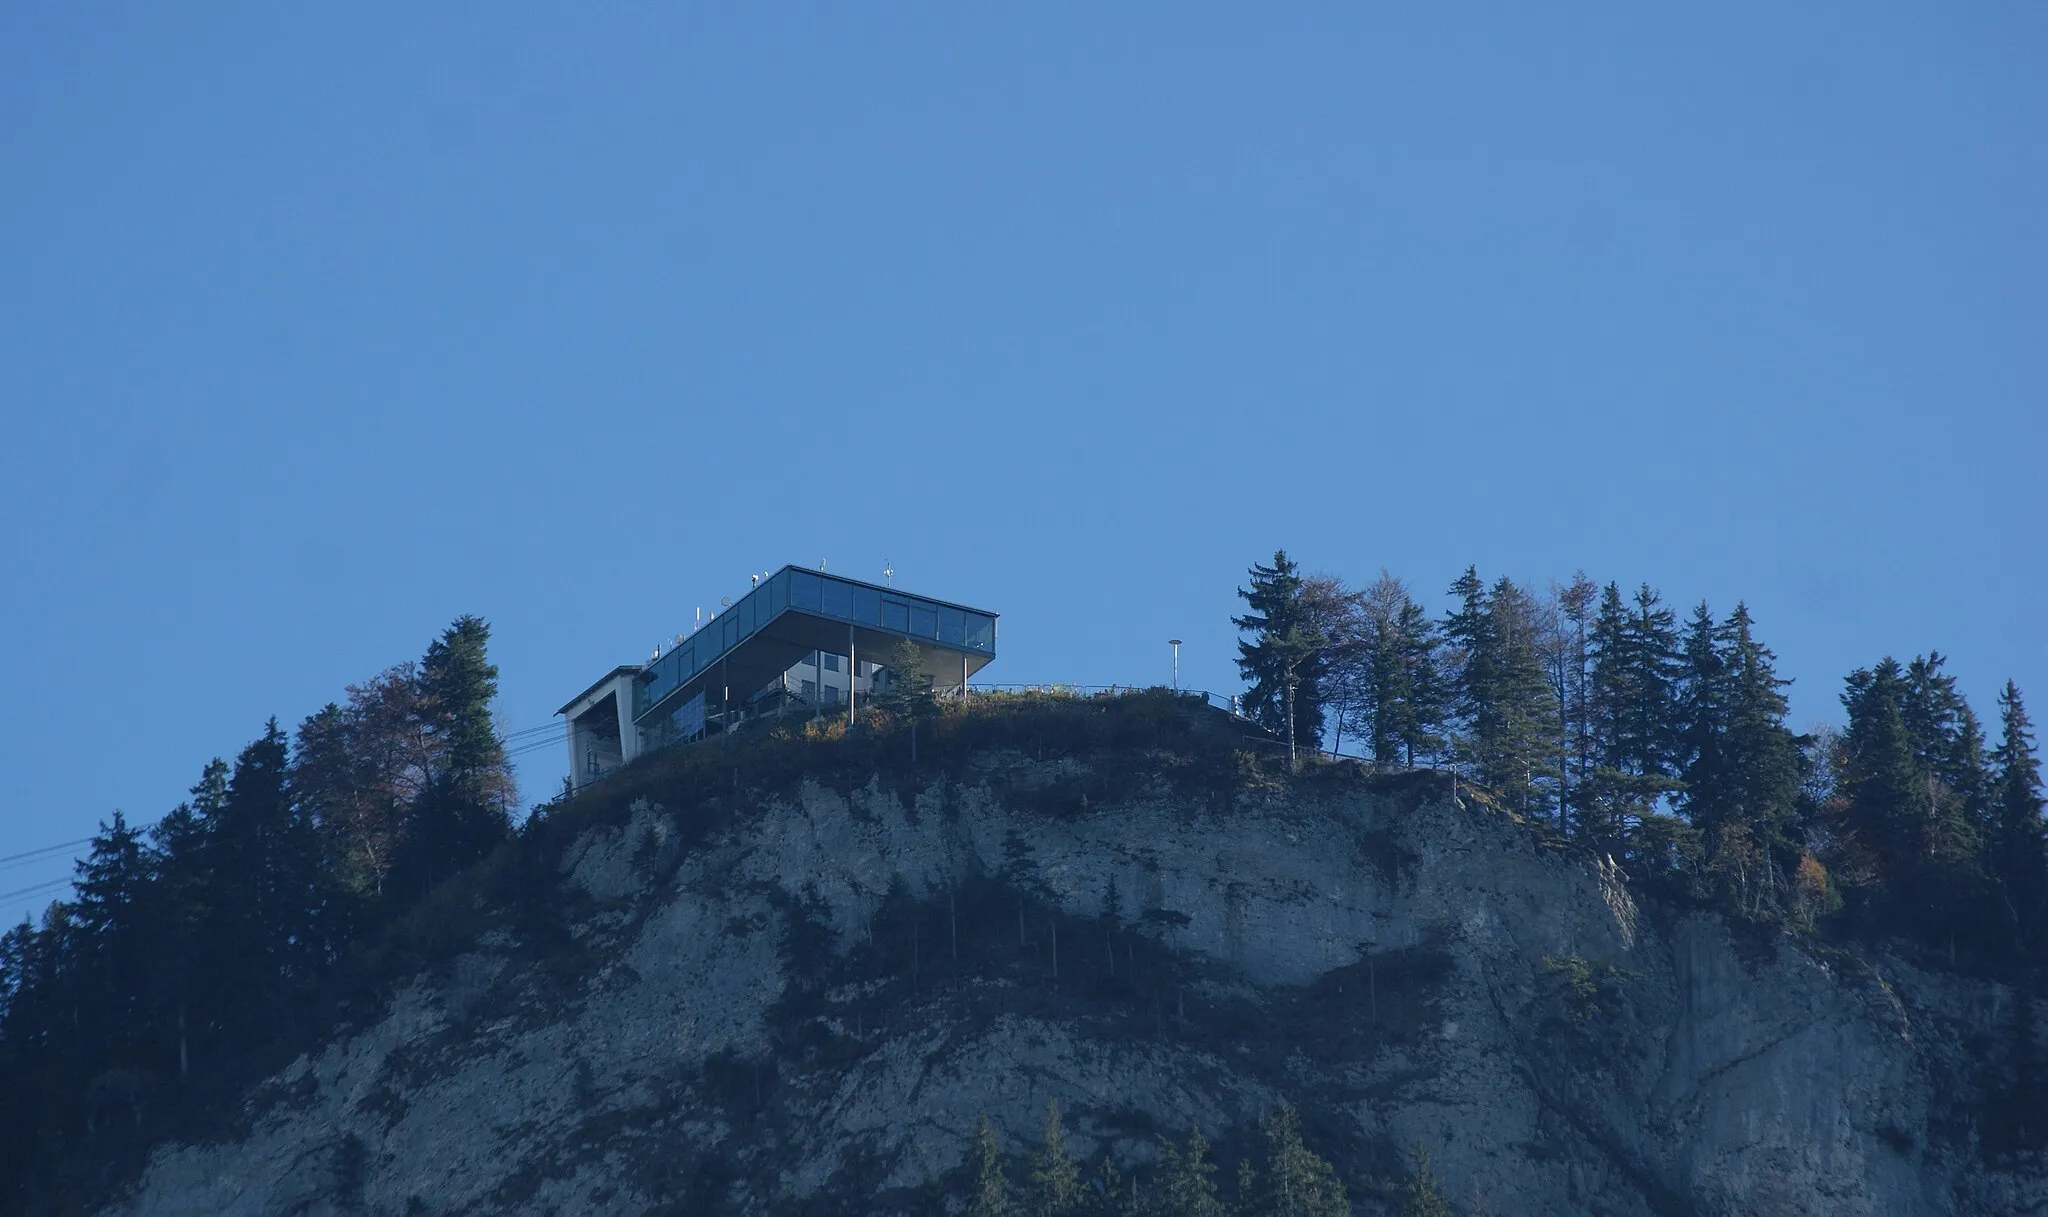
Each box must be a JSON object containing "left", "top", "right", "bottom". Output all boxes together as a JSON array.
[
  {"left": 634, "top": 565, "right": 998, "bottom": 727},
  {"left": 556, "top": 665, "right": 645, "bottom": 717}
]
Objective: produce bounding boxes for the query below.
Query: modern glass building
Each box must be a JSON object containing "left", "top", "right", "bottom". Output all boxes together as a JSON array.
[{"left": 560, "top": 566, "right": 998, "bottom": 785}]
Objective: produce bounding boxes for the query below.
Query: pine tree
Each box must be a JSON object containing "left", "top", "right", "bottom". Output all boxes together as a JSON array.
[
  {"left": 969, "top": 1114, "right": 1013, "bottom": 1217},
  {"left": 1234, "top": 552, "right": 1329, "bottom": 755},
  {"left": 1153, "top": 1128, "right": 1223, "bottom": 1217},
  {"left": 1252, "top": 1103, "right": 1348, "bottom": 1216},
  {"left": 1989, "top": 681, "right": 2046, "bottom": 957},
  {"left": 1025, "top": 1098, "right": 1081, "bottom": 1217}
]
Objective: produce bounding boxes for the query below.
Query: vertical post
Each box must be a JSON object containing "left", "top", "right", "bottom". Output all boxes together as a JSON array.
[
  {"left": 723, "top": 656, "right": 730, "bottom": 736},
  {"left": 847, "top": 623, "right": 856, "bottom": 727},
  {"left": 1286, "top": 681, "right": 1298, "bottom": 771},
  {"left": 961, "top": 651, "right": 969, "bottom": 698}
]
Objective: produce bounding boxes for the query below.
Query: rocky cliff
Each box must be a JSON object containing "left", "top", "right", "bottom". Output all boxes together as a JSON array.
[{"left": 99, "top": 698, "right": 2047, "bottom": 1215}]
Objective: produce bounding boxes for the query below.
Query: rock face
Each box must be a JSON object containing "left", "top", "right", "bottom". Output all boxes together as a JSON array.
[{"left": 101, "top": 737, "right": 2046, "bottom": 1215}]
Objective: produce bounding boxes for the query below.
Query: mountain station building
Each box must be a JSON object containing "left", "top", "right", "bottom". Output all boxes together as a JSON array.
[{"left": 558, "top": 565, "right": 998, "bottom": 788}]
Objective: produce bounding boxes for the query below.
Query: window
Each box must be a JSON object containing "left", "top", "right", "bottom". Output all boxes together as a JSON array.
[
  {"left": 965, "top": 613, "right": 994, "bottom": 651},
  {"left": 854, "top": 585, "right": 881, "bottom": 625},
  {"left": 722, "top": 615, "right": 737, "bottom": 651},
  {"left": 938, "top": 607, "right": 965, "bottom": 646},
  {"left": 790, "top": 571, "right": 822, "bottom": 611},
  {"left": 767, "top": 571, "right": 788, "bottom": 618},
  {"left": 822, "top": 577, "right": 853, "bottom": 620},
  {"left": 737, "top": 596, "right": 755, "bottom": 637},
  {"left": 801, "top": 679, "right": 817, "bottom": 697},
  {"left": 883, "top": 599, "right": 909, "bottom": 633},
  {"left": 822, "top": 652, "right": 841, "bottom": 673},
  {"left": 911, "top": 605, "right": 938, "bottom": 639}
]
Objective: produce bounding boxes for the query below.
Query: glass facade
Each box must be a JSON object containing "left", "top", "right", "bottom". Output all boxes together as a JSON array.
[{"left": 635, "top": 566, "right": 996, "bottom": 722}]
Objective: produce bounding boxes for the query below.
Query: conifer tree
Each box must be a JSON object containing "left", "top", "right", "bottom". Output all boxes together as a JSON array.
[
  {"left": 1252, "top": 1103, "right": 1348, "bottom": 1216},
  {"left": 969, "top": 1114, "right": 1013, "bottom": 1217},
  {"left": 1400, "top": 1143, "right": 1455, "bottom": 1217},
  {"left": 1025, "top": 1098, "right": 1081, "bottom": 1217},
  {"left": 1153, "top": 1128, "right": 1223, "bottom": 1217},
  {"left": 1835, "top": 658, "right": 1984, "bottom": 936},
  {"left": 1584, "top": 583, "right": 1683, "bottom": 848},
  {"left": 1675, "top": 602, "right": 1727, "bottom": 826},
  {"left": 876, "top": 637, "right": 940, "bottom": 762},
  {"left": 1546, "top": 574, "right": 1599, "bottom": 836},
  {"left": 200, "top": 722, "right": 325, "bottom": 1037},
  {"left": 1356, "top": 575, "right": 1446, "bottom": 769},
  {"left": 1712, "top": 605, "right": 1801, "bottom": 853},
  {"left": 1234, "top": 552, "right": 1329, "bottom": 754},
  {"left": 70, "top": 812, "right": 152, "bottom": 1070},
  {"left": 1990, "top": 681, "right": 2046, "bottom": 956},
  {"left": 391, "top": 617, "right": 515, "bottom": 898}
]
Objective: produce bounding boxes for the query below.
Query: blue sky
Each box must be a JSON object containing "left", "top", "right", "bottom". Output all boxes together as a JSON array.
[{"left": 2, "top": 5, "right": 2042, "bottom": 924}]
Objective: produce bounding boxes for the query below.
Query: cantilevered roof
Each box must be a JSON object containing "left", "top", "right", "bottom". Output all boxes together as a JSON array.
[
  {"left": 633, "top": 566, "right": 998, "bottom": 727},
  {"left": 556, "top": 665, "right": 645, "bottom": 717}
]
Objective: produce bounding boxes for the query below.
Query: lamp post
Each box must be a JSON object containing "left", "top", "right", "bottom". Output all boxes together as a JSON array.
[{"left": 1168, "top": 639, "right": 1182, "bottom": 691}]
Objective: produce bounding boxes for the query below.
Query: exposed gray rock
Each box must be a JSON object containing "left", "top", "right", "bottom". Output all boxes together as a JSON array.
[{"left": 100, "top": 754, "right": 2046, "bottom": 1215}]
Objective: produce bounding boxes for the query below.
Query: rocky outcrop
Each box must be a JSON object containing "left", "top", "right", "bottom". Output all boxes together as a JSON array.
[{"left": 100, "top": 744, "right": 2046, "bottom": 1215}]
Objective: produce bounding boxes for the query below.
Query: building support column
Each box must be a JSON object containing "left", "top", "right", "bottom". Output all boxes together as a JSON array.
[
  {"left": 615, "top": 683, "right": 639, "bottom": 765},
  {"left": 847, "top": 623, "right": 857, "bottom": 728}
]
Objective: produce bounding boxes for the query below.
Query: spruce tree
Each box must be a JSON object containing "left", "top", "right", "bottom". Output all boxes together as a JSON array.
[
  {"left": 1549, "top": 573, "right": 1599, "bottom": 837},
  {"left": 70, "top": 813, "right": 152, "bottom": 1070},
  {"left": 1584, "top": 583, "right": 1683, "bottom": 849},
  {"left": 1234, "top": 552, "right": 1329, "bottom": 754},
  {"left": 1153, "top": 1128, "right": 1223, "bottom": 1217},
  {"left": 1990, "top": 681, "right": 2046, "bottom": 956},
  {"left": 1025, "top": 1098, "right": 1081, "bottom": 1217},
  {"left": 969, "top": 1114, "right": 1012, "bottom": 1217},
  {"left": 1253, "top": 1103, "right": 1348, "bottom": 1216},
  {"left": 1400, "top": 1143, "right": 1455, "bottom": 1217},
  {"left": 1713, "top": 605, "right": 1801, "bottom": 857},
  {"left": 391, "top": 617, "right": 515, "bottom": 899},
  {"left": 1394, "top": 597, "right": 1449, "bottom": 767},
  {"left": 1836, "top": 658, "right": 1981, "bottom": 937},
  {"left": 876, "top": 637, "right": 940, "bottom": 762},
  {"left": 1676, "top": 601, "right": 1729, "bottom": 833}
]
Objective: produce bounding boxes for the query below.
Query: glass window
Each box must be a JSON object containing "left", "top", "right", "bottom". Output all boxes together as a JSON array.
[
  {"left": 965, "top": 613, "right": 994, "bottom": 652},
  {"left": 768, "top": 571, "right": 787, "bottom": 619},
  {"left": 679, "top": 640, "right": 695, "bottom": 677},
  {"left": 801, "top": 679, "right": 817, "bottom": 696},
  {"left": 790, "top": 571, "right": 822, "bottom": 611},
  {"left": 911, "top": 605, "right": 938, "bottom": 639},
  {"left": 883, "top": 599, "right": 909, "bottom": 633},
  {"left": 823, "top": 652, "right": 841, "bottom": 673},
  {"left": 722, "top": 615, "right": 737, "bottom": 652},
  {"left": 822, "top": 577, "right": 853, "bottom": 620},
  {"left": 938, "top": 607, "right": 965, "bottom": 646},
  {"left": 736, "top": 597, "right": 754, "bottom": 637},
  {"left": 854, "top": 585, "right": 881, "bottom": 625}
]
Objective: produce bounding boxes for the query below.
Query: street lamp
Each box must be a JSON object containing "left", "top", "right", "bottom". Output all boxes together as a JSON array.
[{"left": 1168, "top": 639, "right": 1182, "bottom": 691}]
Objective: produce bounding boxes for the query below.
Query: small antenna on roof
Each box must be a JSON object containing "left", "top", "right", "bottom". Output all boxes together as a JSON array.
[
  {"left": 882, "top": 559, "right": 895, "bottom": 587},
  {"left": 819, "top": 558, "right": 827, "bottom": 571},
  {"left": 750, "top": 573, "right": 761, "bottom": 587}
]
